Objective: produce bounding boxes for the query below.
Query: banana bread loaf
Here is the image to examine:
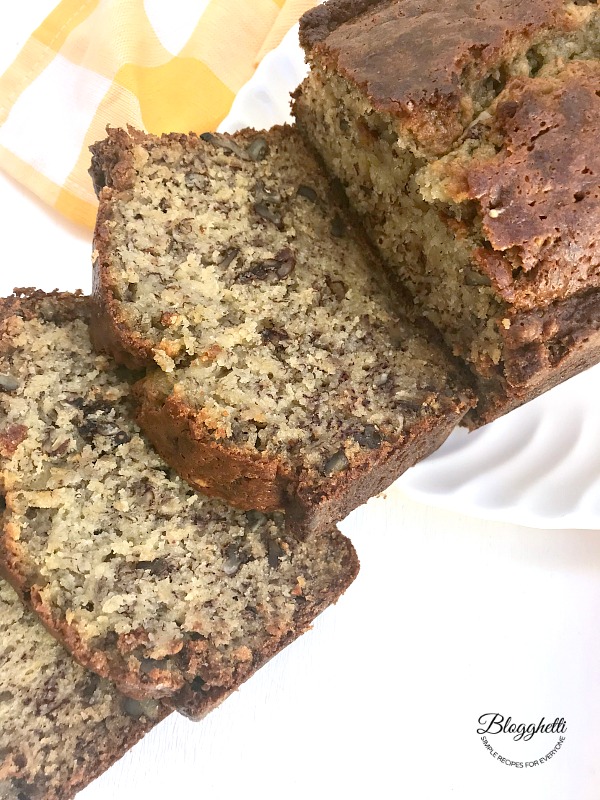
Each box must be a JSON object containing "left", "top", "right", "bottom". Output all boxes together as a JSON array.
[
  {"left": 89, "top": 126, "right": 473, "bottom": 533},
  {"left": 0, "top": 290, "right": 358, "bottom": 718},
  {"left": 295, "top": 0, "right": 600, "bottom": 425},
  {"left": 0, "top": 578, "right": 164, "bottom": 800}
]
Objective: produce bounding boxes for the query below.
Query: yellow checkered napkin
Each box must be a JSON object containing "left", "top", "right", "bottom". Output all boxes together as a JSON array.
[{"left": 0, "top": 0, "right": 316, "bottom": 229}]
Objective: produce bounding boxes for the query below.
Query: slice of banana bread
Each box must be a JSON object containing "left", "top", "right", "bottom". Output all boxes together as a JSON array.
[
  {"left": 0, "top": 291, "right": 358, "bottom": 718},
  {"left": 296, "top": 0, "right": 600, "bottom": 425},
  {"left": 0, "top": 578, "right": 164, "bottom": 800},
  {"left": 89, "top": 126, "right": 473, "bottom": 533}
]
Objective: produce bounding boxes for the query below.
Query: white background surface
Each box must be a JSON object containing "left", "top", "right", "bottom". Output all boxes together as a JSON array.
[{"left": 2, "top": 4, "right": 600, "bottom": 799}]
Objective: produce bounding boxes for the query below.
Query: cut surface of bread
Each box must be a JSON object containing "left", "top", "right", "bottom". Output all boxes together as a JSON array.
[
  {"left": 90, "top": 126, "right": 473, "bottom": 532},
  {"left": 296, "top": 0, "right": 600, "bottom": 424},
  {"left": 0, "top": 291, "right": 358, "bottom": 718},
  {"left": 0, "top": 578, "right": 163, "bottom": 800}
]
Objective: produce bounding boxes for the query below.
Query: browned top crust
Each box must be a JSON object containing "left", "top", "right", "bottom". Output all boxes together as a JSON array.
[
  {"left": 299, "top": 0, "right": 594, "bottom": 154},
  {"left": 439, "top": 60, "right": 600, "bottom": 311},
  {"left": 0, "top": 288, "right": 88, "bottom": 326},
  {"left": 299, "top": 0, "right": 384, "bottom": 48}
]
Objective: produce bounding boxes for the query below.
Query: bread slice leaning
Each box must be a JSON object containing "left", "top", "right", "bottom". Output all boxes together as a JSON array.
[
  {"left": 90, "top": 126, "right": 474, "bottom": 534},
  {"left": 0, "top": 577, "right": 164, "bottom": 800},
  {"left": 0, "top": 291, "right": 358, "bottom": 719}
]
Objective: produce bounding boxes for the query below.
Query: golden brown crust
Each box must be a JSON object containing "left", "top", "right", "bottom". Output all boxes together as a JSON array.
[
  {"left": 299, "top": 0, "right": 384, "bottom": 49},
  {"left": 300, "top": 0, "right": 592, "bottom": 154},
  {"left": 298, "top": 3, "right": 600, "bottom": 425},
  {"left": 433, "top": 60, "right": 600, "bottom": 421}
]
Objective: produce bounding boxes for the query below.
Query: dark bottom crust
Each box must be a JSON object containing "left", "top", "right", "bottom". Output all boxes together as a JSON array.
[
  {"left": 466, "top": 288, "right": 600, "bottom": 427},
  {"left": 0, "top": 531, "right": 360, "bottom": 708},
  {"left": 0, "top": 551, "right": 159, "bottom": 702},
  {"left": 134, "top": 378, "right": 471, "bottom": 536},
  {"left": 467, "top": 337, "right": 600, "bottom": 427},
  {"left": 286, "top": 404, "right": 471, "bottom": 536},
  {"left": 133, "top": 378, "right": 290, "bottom": 514}
]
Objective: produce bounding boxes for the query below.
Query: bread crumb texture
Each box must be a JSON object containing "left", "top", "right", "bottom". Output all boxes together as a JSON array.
[
  {"left": 0, "top": 292, "right": 357, "bottom": 716},
  {"left": 0, "top": 578, "right": 160, "bottom": 800},
  {"left": 92, "top": 126, "right": 469, "bottom": 483}
]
